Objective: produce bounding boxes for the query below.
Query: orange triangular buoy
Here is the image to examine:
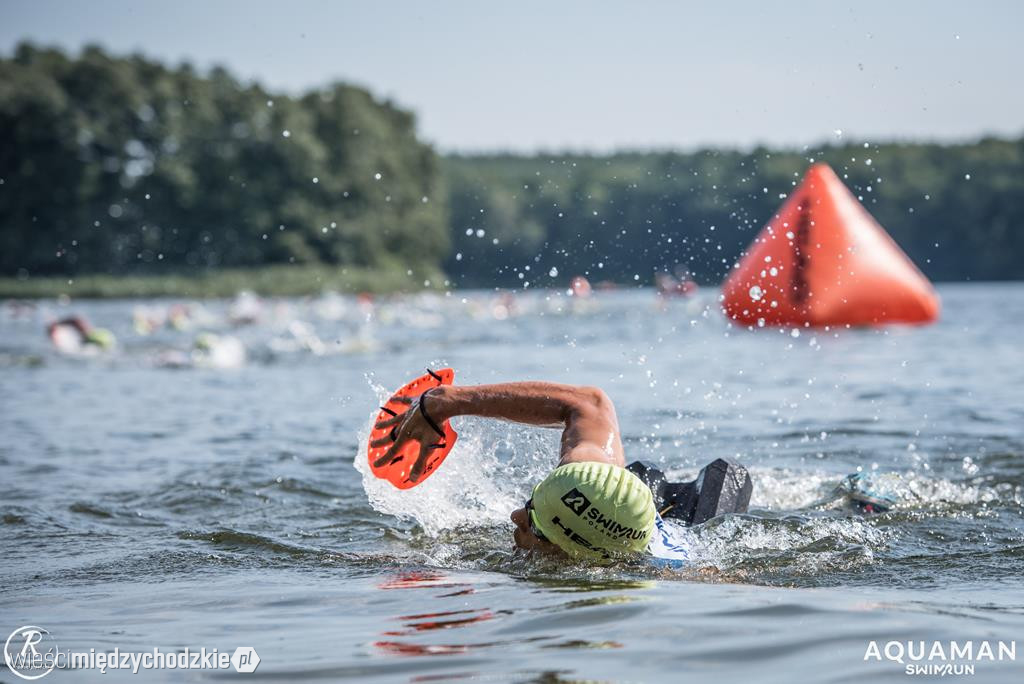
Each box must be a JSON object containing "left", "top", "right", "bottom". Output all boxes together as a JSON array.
[{"left": 721, "top": 163, "right": 939, "bottom": 327}]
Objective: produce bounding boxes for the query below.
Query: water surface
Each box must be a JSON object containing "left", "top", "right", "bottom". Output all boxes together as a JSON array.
[{"left": 2, "top": 284, "right": 1022, "bottom": 682}]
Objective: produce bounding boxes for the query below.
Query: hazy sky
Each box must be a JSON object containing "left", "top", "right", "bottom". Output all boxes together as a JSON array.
[{"left": 2, "top": 0, "right": 1021, "bottom": 152}]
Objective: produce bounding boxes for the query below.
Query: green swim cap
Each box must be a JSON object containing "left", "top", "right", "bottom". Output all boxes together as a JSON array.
[
  {"left": 84, "top": 327, "right": 115, "bottom": 349},
  {"left": 529, "top": 462, "right": 655, "bottom": 560}
]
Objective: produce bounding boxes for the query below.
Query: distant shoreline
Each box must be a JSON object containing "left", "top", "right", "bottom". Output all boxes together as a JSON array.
[
  {"left": 0, "top": 265, "right": 447, "bottom": 299},
  {"left": 0, "top": 266, "right": 1005, "bottom": 300}
]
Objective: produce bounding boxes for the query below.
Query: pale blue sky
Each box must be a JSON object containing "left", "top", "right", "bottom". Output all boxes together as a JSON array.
[{"left": 2, "top": 0, "right": 1021, "bottom": 152}]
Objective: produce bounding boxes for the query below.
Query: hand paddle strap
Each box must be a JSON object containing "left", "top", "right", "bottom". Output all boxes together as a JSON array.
[{"left": 418, "top": 390, "right": 446, "bottom": 438}]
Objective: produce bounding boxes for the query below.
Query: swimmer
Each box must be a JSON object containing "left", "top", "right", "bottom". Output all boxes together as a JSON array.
[
  {"left": 371, "top": 382, "right": 735, "bottom": 562},
  {"left": 654, "top": 271, "right": 698, "bottom": 297},
  {"left": 193, "top": 332, "right": 246, "bottom": 369},
  {"left": 569, "top": 276, "right": 592, "bottom": 298},
  {"left": 228, "top": 291, "right": 262, "bottom": 326},
  {"left": 47, "top": 316, "right": 116, "bottom": 353}
]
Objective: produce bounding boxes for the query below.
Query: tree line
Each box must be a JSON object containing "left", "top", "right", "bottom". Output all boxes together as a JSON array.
[
  {"left": 443, "top": 139, "right": 1024, "bottom": 287},
  {"left": 0, "top": 43, "right": 448, "bottom": 281},
  {"left": 2, "top": 44, "right": 1022, "bottom": 290}
]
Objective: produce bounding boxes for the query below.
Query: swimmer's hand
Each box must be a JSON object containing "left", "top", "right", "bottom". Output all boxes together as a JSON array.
[{"left": 370, "top": 392, "right": 444, "bottom": 483}]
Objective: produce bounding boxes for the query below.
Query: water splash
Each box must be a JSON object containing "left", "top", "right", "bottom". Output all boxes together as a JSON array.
[{"left": 355, "top": 390, "right": 561, "bottom": 536}]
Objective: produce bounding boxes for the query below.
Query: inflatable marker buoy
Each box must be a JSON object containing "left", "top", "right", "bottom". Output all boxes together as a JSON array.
[
  {"left": 721, "top": 163, "right": 939, "bottom": 327},
  {"left": 367, "top": 368, "right": 458, "bottom": 489}
]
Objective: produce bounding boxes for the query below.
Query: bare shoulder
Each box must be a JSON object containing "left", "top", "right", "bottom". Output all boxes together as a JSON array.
[
  {"left": 560, "top": 443, "right": 622, "bottom": 467},
  {"left": 576, "top": 385, "right": 614, "bottom": 409},
  {"left": 559, "top": 386, "right": 625, "bottom": 467}
]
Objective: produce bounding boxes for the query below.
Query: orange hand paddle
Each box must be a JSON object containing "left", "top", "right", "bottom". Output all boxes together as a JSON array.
[{"left": 367, "top": 368, "right": 458, "bottom": 489}]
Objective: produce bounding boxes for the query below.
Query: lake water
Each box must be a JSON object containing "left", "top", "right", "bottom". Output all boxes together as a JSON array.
[{"left": 2, "top": 283, "right": 1023, "bottom": 682}]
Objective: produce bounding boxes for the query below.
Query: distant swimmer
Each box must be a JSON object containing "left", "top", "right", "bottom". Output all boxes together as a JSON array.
[
  {"left": 371, "top": 381, "right": 751, "bottom": 564},
  {"left": 655, "top": 269, "right": 698, "bottom": 297},
  {"left": 5, "top": 299, "right": 36, "bottom": 320},
  {"left": 570, "top": 276, "right": 592, "bottom": 298},
  {"left": 132, "top": 305, "right": 164, "bottom": 335},
  {"left": 151, "top": 332, "right": 247, "bottom": 369},
  {"left": 228, "top": 291, "right": 262, "bottom": 326},
  {"left": 47, "top": 316, "right": 116, "bottom": 354},
  {"left": 167, "top": 303, "right": 194, "bottom": 331},
  {"left": 193, "top": 332, "right": 246, "bottom": 369}
]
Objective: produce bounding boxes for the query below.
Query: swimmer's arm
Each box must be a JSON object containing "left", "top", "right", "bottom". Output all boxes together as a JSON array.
[{"left": 427, "top": 383, "right": 625, "bottom": 467}]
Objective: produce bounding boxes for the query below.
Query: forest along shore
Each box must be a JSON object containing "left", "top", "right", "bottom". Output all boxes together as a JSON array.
[{"left": 3, "top": 44, "right": 1023, "bottom": 299}]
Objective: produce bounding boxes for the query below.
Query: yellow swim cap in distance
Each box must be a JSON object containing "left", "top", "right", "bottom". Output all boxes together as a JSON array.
[{"left": 528, "top": 461, "right": 655, "bottom": 560}]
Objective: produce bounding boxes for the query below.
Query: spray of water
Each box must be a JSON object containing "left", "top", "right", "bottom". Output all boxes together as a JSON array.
[{"left": 354, "top": 381, "right": 562, "bottom": 536}]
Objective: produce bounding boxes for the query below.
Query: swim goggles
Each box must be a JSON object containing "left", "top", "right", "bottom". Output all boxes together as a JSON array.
[{"left": 524, "top": 497, "right": 550, "bottom": 543}]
